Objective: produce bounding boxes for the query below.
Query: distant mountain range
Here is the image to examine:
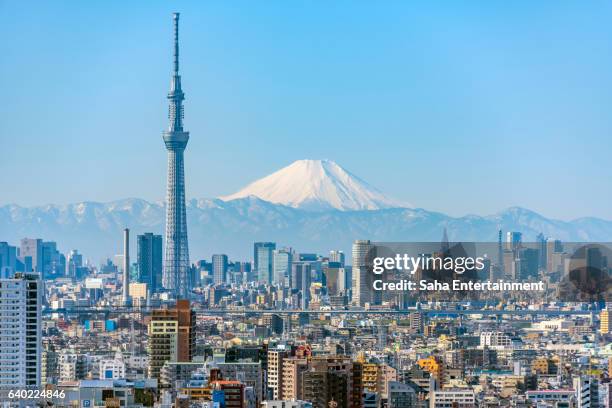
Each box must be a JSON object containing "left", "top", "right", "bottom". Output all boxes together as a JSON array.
[{"left": 2, "top": 160, "right": 611, "bottom": 262}]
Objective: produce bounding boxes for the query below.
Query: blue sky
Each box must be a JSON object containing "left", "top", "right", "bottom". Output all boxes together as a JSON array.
[{"left": 1, "top": 1, "right": 612, "bottom": 220}]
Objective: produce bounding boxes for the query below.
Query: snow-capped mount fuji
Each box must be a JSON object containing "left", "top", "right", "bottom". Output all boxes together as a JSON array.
[{"left": 220, "top": 159, "right": 405, "bottom": 211}]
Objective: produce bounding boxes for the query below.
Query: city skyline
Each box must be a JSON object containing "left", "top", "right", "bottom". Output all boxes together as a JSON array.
[
  {"left": 1, "top": 4, "right": 611, "bottom": 407},
  {"left": 2, "top": 2, "right": 612, "bottom": 220}
]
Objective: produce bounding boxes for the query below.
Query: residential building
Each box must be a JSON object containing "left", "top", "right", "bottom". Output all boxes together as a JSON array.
[
  {"left": 147, "top": 300, "right": 196, "bottom": 381},
  {"left": 0, "top": 272, "right": 42, "bottom": 390}
]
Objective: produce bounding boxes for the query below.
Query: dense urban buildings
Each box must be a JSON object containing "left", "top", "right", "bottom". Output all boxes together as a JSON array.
[
  {"left": 0, "top": 228, "right": 611, "bottom": 407},
  {"left": 1, "top": 12, "right": 611, "bottom": 408}
]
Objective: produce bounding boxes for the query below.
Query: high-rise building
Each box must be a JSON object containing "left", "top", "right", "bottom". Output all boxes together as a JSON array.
[
  {"left": 19, "top": 238, "right": 42, "bottom": 273},
  {"left": 137, "top": 233, "right": 163, "bottom": 294},
  {"left": 281, "top": 358, "right": 309, "bottom": 400},
  {"left": 147, "top": 299, "right": 196, "bottom": 381},
  {"left": 506, "top": 231, "right": 522, "bottom": 252},
  {"left": 254, "top": 242, "right": 276, "bottom": 284},
  {"left": 20, "top": 238, "right": 64, "bottom": 278},
  {"left": 0, "top": 241, "right": 17, "bottom": 279},
  {"left": 323, "top": 262, "right": 346, "bottom": 296},
  {"left": 352, "top": 240, "right": 373, "bottom": 306},
  {"left": 291, "top": 262, "right": 312, "bottom": 309},
  {"left": 162, "top": 13, "right": 191, "bottom": 299},
  {"left": 122, "top": 228, "right": 131, "bottom": 306},
  {"left": 300, "top": 356, "right": 353, "bottom": 408},
  {"left": 273, "top": 248, "right": 292, "bottom": 286},
  {"left": 329, "top": 250, "right": 346, "bottom": 266},
  {"left": 536, "top": 233, "right": 547, "bottom": 270},
  {"left": 497, "top": 229, "right": 504, "bottom": 274},
  {"left": 0, "top": 272, "right": 42, "bottom": 391},
  {"left": 268, "top": 349, "right": 290, "bottom": 400},
  {"left": 66, "top": 249, "right": 83, "bottom": 279},
  {"left": 233, "top": 261, "right": 252, "bottom": 281},
  {"left": 212, "top": 254, "right": 229, "bottom": 285},
  {"left": 42, "top": 241, "right": 64, "bottom": 278}
]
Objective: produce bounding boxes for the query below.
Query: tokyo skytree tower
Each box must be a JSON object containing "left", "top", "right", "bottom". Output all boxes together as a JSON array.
[{"left": 162, "top": 13, "right": 190, "bottom": 299}]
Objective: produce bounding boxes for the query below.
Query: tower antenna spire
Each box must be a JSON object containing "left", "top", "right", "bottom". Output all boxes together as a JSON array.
[{"left": 173, "top": 12, "right": 180, "bottom": 75}]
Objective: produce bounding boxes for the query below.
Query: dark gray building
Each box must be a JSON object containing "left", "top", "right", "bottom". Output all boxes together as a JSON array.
[
  {"left": 212, "top": 254, "right": 229, "bottom": 285},
  {"left": 138, "top": 233, "right": 163, "bottom": 294}
]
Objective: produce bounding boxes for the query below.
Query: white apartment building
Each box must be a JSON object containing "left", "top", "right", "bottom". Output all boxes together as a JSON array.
[
  {"left": 574, "top": 376, "right": 599, "bottom": 408},
  {"left": 479, "top": 331, "right": 514, "bottom": 348},
  {"left": 0, "top": 272, "right": 42, "bottom": 390},
  {"left": 267, "top": 349, "right": 289, "bottom": 400},
  {"left": 99, "top": 351, "right": 126, "bottom": 379},
  {"left": 430, "top": 389, "right": 476, "bottom": 408}
]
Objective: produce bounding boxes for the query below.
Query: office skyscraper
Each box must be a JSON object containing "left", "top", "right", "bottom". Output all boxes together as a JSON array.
[
  {"left": 66, "top": 249, "right": 83, "bottom": 279},
  {"left": 329, "top": 250, "right": 345, "bottom": 267},
  {"left": 506, "top": 231, "right": 522, "bottom": 252},
  {"left": 162, "top": 13, "right": 191, "bottom": 299},
  {"left": 19, "top": 238, "right": 42, "bottom": 273},
  {"left": 291, "top": 262, "right": 312, "bottom": 309},
  {"left": 323, "top": 262, "right": 345, "bottom": 296},
  {"left": 272, "top": 248, "right": 292, "bottom": 286},
  {"left": 212, "top": 254, "right": 229, "bottom": 285},
  {"left": 0, "top": 242, "right": 17, "bottom": 279},
  {"left": 254, "top": 242, "right": 276, "bottom": 284},
  {"left": 20, "top": 238, "right": 64, "bottom": 278},
  {"left": 352, "top": 240, "right": 373, "bottom": 307},
  {"left": 137, "top": 233, "right": 163, "bottom": 294},
  {"left": 536, "top": 233, "right": 547, "bottom": 270},
  {"left": 0, "top": 272, "right": 42, "bottom": 390}
]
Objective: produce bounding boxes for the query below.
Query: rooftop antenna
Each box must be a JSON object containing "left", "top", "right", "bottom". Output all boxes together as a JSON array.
[{"left": 173, "top": 12, "right": 180, "bottom": 75}]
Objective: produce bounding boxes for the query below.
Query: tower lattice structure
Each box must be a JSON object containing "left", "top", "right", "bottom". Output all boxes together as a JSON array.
[{"left": 162, "top": 13, "right": 190, "bottom": 299}]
